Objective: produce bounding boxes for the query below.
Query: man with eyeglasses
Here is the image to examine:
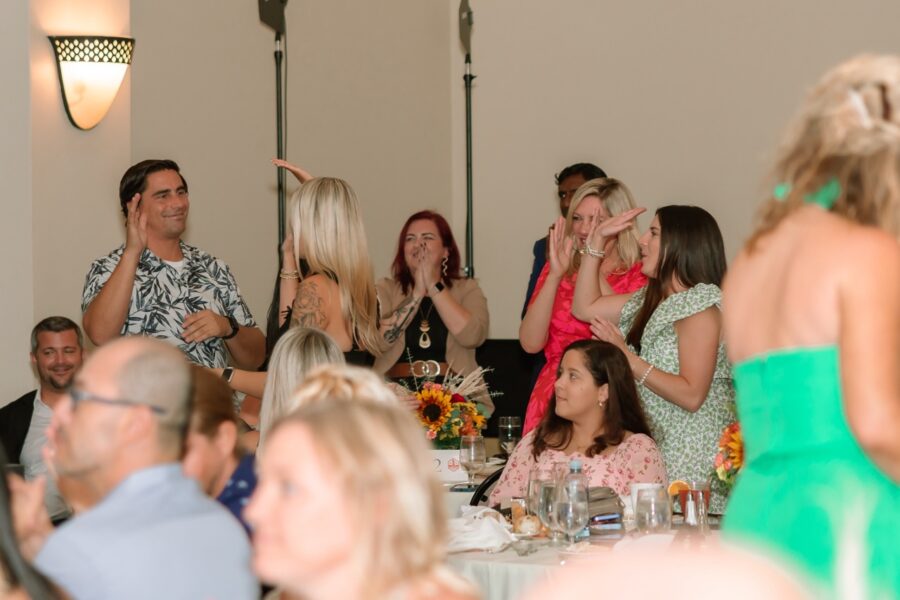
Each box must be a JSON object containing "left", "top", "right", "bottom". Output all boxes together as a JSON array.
[
  {"left": 0, "top": 316, "right": 84, "bottom": 524},
  {"left": 9, "top": 336, "right": 257, "bottom": 600}
]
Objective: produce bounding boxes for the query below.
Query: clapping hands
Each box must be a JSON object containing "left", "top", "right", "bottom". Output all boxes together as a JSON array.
[{"left": 548, "top": 216, "right": 575, "bottom": 277}]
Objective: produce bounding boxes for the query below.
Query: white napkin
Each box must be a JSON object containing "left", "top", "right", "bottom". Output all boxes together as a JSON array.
[{"left": 446, "top": 506, "right": 516, "bottom": 553}]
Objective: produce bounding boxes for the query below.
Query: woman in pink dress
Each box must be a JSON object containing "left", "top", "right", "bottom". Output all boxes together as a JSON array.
[
  {"left": 520, "top": 178, "right": 647, "bottom": 434},
  {"left": 490, "top": 339, "right": 666, "bottom": 505}
]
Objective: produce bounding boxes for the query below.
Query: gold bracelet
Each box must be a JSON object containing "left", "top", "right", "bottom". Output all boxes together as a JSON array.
[{"left": 279, "top": 270, "right": 300, "bottom": 280}]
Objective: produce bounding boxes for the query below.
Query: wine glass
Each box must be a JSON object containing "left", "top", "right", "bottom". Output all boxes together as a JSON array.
[
  {"left": 554, "top": 468, "right": 589, "bottom": 544},
  {"left": 537, "top": 479, "right": 562, "bottom": 545},
  {"left": 458, "top": 435, "right": 486, "bottom": 491},
  {"left": 634, "top": 487, "right": 672, "bottom": 534},
  {"left": 497, "top": 416, "right": 521, "bottom": 458},
  {"left": 526, "top": 467, "right": 544, "bottom": 517}
]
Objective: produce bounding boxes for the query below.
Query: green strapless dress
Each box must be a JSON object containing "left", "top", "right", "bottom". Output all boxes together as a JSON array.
[{"left": 723, "top": 346, "right": 900, "bottom": 597}]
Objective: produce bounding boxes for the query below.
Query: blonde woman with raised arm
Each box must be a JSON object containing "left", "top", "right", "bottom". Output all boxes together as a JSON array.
[{"left": 519, "top": 178, "right": 646, "bottom": 434}]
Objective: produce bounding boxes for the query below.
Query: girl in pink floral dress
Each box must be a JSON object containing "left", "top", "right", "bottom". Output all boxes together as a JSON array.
[
  {"left": 490, "top": 340, "right": 666, "bottom": 506},
  {"left": 520, "top": 178, "right": 647, "bottom": 434}
]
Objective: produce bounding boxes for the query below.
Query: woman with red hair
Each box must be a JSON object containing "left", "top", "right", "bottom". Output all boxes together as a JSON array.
[{"left": 375, "top": 211, "right": 492, "bottom": 415}]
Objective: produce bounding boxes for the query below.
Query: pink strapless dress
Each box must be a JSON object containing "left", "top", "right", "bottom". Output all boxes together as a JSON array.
[{"left": 522, "top": 262, "right": 647, "bottom": 434}]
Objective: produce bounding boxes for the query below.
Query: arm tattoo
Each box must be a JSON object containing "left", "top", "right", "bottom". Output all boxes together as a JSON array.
[
  {"left": 291, "top": 280, "right": 328, "bottom": 330},
  {"left": 383, "top": 295, "right": 421, "bottom": 344}
]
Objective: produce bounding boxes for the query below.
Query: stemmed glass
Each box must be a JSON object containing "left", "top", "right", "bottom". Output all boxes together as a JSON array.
[
  {"left": 497, "top": 416, "right": 522, "bottom": 458},
  {"left": 554, "top": 469, "right": 589, "bottom": 544},
  {"left": 457, "top": 435, "right": 486, "bottom": 491},
  {"left": 535, "top": 463, "right": 568, "bottom": 545},
  {"left": 526, "top": 467, "right": 544, "bottom": 517}
]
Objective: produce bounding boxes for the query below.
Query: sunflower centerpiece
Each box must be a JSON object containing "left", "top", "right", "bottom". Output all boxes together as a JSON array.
[{"left": 411, "top": 370, "right": 490, "bottom": 449}]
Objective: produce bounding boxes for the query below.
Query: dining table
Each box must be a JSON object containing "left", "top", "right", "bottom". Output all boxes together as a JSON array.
[{"left": 447, "top": 544, "right": 564, "bottom": 600}]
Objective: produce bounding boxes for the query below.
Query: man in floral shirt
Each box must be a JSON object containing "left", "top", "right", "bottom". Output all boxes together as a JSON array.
[{"left": 82, "top": 159, "right": 265, "bottom": 370}]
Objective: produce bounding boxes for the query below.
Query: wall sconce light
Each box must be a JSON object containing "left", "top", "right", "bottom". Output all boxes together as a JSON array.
[{"left": 48, "top": 36, "right": 134, "bottom": 130}]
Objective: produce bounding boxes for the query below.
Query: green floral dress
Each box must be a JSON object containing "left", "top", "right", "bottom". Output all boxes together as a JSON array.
[{"left": 619, "top": 284, "right": 736, "bottom": 513}]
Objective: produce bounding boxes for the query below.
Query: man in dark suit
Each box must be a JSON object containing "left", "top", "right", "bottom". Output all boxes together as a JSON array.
[{"left": 0, "top": 316, "right": 84, "bottom": 520}]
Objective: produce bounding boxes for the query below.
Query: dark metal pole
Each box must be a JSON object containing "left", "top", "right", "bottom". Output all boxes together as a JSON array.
[
  {"left": 464, "top": 53, "right": 475, "bottom": 278},
  {"left": 275, "top": 33, "right": 286, "bottom": 245}
]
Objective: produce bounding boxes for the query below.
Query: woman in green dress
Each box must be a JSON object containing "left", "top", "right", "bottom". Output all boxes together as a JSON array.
[
  {"left": 572, "top": 205, "right": 736, "bottom": 513},
  {"left": 722, "top": 55, "right": 900, "bottom": 596}
]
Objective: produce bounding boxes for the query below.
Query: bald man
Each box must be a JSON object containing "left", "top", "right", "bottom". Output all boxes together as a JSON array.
[{"left": 10, "top": 337, "right": 257, "bottom": 600}]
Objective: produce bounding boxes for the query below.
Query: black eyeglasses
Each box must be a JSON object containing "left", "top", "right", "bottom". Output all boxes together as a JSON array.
[{"left": 68, "top": 387, "right": 167, "bottom": 415}]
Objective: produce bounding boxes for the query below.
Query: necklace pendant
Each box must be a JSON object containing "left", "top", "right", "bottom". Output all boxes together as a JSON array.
[{"left": 418, "top": 331, "right": 432, "bottom": 349}]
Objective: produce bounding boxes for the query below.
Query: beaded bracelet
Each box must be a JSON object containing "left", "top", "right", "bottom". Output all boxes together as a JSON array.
[{"left": 638, "top": 364, "right": 655, "bottom": 387}]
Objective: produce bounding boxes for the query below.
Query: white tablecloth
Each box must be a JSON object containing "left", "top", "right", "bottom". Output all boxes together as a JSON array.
[
  {"left": 447, "top": 546, "right": 561, "bottom": 600},
  {"left": 444, "top": 486, "right": 474, "bottom": 518}
]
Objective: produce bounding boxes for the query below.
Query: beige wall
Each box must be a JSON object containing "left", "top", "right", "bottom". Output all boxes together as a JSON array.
[
  {"left": 6, "top": 0, "right": 899, "bottom": 405},
  {"left": 131, "top": 0, "right": 452, "bottom": 331},
  {"left": 0, "top": 1, "right": 35, "bottom": 402},
  {"left": 0, "top": 0, "right": 130, "bottom": 404},
  {"left": 449, "top": 0, "right": 900, "bottom": 338}
]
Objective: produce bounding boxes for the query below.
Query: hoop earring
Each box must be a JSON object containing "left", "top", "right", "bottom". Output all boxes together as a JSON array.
[{"left": 441, "top": 256, "right": 449, "bottom": 277}]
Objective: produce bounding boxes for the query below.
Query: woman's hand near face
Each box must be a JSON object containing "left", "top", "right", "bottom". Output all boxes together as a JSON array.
[
  {"left": 412, "top": 244, "right": 429, "bottom": 298},
  {"left": 590, "top": 317, "right": 630, "bottom": 355},
  {"left": 548, "top": 216, "right": 574, "bottom": 277},
  {"left": 586, "top": 207, "right": 646, "bottom": 250}
]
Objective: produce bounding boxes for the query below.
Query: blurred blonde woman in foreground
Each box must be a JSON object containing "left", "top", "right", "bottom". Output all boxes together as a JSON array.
[
  {"left": 246, "top": 387, "right": 476, "bottom": 600},
  {"left": 256, "top": 328, "right": 345, "bottom": 449}
]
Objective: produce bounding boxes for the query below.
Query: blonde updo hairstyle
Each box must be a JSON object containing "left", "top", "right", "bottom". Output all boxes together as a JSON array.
[
  {"left": 565, "top": 177, "right": 642, "bottom": 275},
  {"left": 269, "top": 397, "right": 458, "bottom": 599},
  {"left": 288, "top": 177, "right": 386, "bottom": 354},
  {"left": 287, "top": 364, "right": 400, "bottom": 409},
  {"left": 750, "top": 54, "right": 900, "bottom": 248}
]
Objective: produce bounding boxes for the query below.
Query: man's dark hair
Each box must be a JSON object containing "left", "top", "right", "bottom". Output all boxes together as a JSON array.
[
  {"left": 555, "top": 162, "right": 607, "bottom": 185},
  {"left": 119, "top": 159, "right": 188, "bottom": 218},
  {"left": 31, "top": 316, "right": 83, "bottom": 354}
]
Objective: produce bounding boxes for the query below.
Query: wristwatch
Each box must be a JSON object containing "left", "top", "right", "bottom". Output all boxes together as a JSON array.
[
  {"left": 432, "top": 281, "right": 446, "bottom": 295},
  {"left": 222, "top": 314, "right": 240, "bottom": 340},
  {"left": 222, "top": 367, "right": 235, "bottom": 383}
]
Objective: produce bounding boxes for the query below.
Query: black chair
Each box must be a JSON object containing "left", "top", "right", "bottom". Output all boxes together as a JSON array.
[{"left": 469, "top": 467, "right": 504, "bottom": 506}]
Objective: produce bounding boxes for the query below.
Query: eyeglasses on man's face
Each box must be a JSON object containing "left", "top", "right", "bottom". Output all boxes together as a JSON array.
[{"left": 67, "top": 386, "right": 167, "bottom": 415}]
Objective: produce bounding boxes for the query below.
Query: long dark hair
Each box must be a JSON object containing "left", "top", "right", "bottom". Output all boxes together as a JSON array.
[
  {"left": 626, "top": 205, "right": 726, "bottom": 353},
  {"left": 532, "top": 340, "right": 653, "bottom": 459},
  {"left": 390, "top": 210, "right": 462, "bottom": 295},
  {"left": 0, "top": 447, "right": 57, "bottom": 599}
]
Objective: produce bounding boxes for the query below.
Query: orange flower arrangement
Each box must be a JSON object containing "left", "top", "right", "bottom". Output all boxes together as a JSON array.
[{"left": 714, "top": 422, "right": 743, "bottom": 486}]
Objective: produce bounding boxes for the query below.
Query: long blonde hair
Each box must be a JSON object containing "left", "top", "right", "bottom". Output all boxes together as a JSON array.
[
  {"left": 565, "top": 177, "right": 642, "bottom": 274},
  {"left": 270, "top": 396, "right": 462, "bottom": 599},
  {"left": 749, "top": 54, "right": 900, "bottom": 248},
  {"left": 258, "top": 327, "right": 345, "bottom": 449},
  {"left": 288, "top": 177, "right": 385, "bottom": 354}
]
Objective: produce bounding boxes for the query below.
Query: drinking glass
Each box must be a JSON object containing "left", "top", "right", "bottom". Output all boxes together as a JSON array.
[
  {"left": 554, "top": 472, "right": 589, "bottom": 544},
  {"left": 497, "top": 416, "right": 522, "bottom": 457},
  {"left": 634, "top": 487, "right": 672, "bottom": 534},
  {"left": 458, "top": 435, "right": 486, "bottom": 491},
  {"left": 526, "top": 467, "right": 544, "bottom": 517},
  {"left": 537, "top": 480, "right": 564, "bottom": 545}
]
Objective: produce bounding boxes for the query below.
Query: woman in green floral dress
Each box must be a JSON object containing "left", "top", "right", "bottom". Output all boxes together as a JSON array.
[{"left": 572, "top": 205, "right": 736, "bottom": 513}]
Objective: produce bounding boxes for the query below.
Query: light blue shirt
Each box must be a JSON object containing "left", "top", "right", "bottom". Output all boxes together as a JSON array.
[{"left": 35, "top": 463, "right": 258, "bottom": 600}]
